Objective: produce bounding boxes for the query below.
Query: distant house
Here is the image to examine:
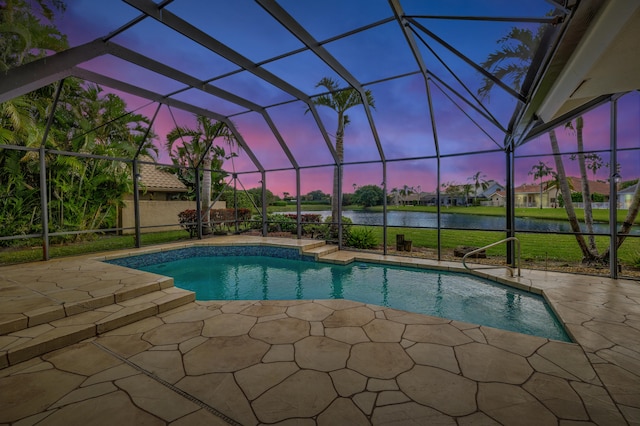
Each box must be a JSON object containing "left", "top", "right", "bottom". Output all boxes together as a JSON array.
[
  {"left": 440, "top": 187, "right": 468, "bottom": 206},
  {"left": 516, "top": 177, "right": 610, "bottom": 208},
  {"left": 479, "top": 181, "right": 504, "bottom": 199},
  {"left": 120, "top": 158, "right": 225, "bottom": 234},
  {"left": 130, "top": 159, "right": 189, "bottom": 201},
  {"left": 514, "top": 183, "right": 545, "bottom": 208},
  {"left": 478, "top": 181, "right": 505, "bottom": 206},
  {"left": 401, "top": 192, "right": 423, "bottom": 205},
  {"left": 486, "top": 190, "right": 505, "bottom": 207}
]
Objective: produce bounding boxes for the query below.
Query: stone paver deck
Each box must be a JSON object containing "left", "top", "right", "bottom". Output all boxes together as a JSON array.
[{"left": 1, "top": 236, "right": 639, "bottom": 425}]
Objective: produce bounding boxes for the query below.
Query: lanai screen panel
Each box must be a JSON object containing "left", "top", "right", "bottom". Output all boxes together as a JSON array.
[
  {"left": 372, "top": 76, "right": 436, "bottom": 160},
  {"left": 213, "top": 70, "right": 296, "bottom": 107},
  {"left": 386, "top": 159, "right": 437, "bottom": 200},
  {"left": 261, "top": 50, "right": 346, "bottom": 96},
  {"left": 231, "top": 112, "right": 294, "bottom": 172},
  {"left": 55, "top": 2, "right": 140, "bottom": 47},
  {"left": 300, "top": 167, "right": 333, "bottom": 200},
  {"left": 165, "top": 0, "right": 305, "bottom": 63},
  {"left": 617, "top": 92, "right": 640, "bottom": 150},
  {"left": 343, "top": 163, "right": 383, "bottom": 194},
  {"left": 265, "top": 170, "right": 296, "bottom": 202},
  {"left": 266, "top": 102, "right": 336, "bottom": 168},
  {"left": 430, "top": 87, "right": 505, "bottom": 156},
  {"left": 321, "top": 21, "right": 417, "bottom": 84},
  {"left": 314, "top": 101, "right": 381, "bottom": 165},
  {"left": 170, "top": 88, "right": 249, "bottom": 117},
  {"left": 77, "top": 55, "right": 188, "bottom": 95},
  {"left": 277, "top": 0, "right": 393, "bottom": 41},
  {"left": 108, "top": 18, "right": 241, "bottom": 80}
]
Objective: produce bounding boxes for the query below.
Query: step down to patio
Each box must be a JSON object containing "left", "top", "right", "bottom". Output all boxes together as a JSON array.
[
  {"left": 303, "top": 244, "right": 339, "bottom": 258},
  {"left": 0, "top": 287, "right": 195, "bottom": 368},
  {"left": 0, "top": 275, "right": 175, "bottom": 337}
]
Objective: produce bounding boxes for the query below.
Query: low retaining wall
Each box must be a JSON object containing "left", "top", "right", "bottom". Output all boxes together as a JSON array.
[{"left": 119, "top": 200, "right": 225, "bottom": 234}]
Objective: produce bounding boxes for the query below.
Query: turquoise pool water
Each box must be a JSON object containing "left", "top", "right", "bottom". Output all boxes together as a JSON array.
[{"left": 125, "top": 250, "right": 570, "bottom": 342}]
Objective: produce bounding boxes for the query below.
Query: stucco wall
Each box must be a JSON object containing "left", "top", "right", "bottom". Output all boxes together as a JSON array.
[{"left": 120, "top": 200, "right": 226, "bottom": 234}]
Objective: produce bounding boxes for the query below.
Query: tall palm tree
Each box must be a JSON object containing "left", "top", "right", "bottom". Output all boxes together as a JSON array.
[
  {"left": 544, "top": 171, "right": 574, "bottom": 207},
  {"left": 528, "top": 161, "right": 553, "bottom": 209},
  {"left": 477, "top": 27, "right": 542, "bottom": 100},
  {"left": 468, "top": 171, "right": 489, "bottom": 203},
  {"left": 549, "top": 130, "right": 593, "bottom": 260},
  {"left": 166, "top": 115, "right": 237, "bottom": 227},
  {"left": 400, "top": 185, "right": 414, "bottom": 205},
  {"left": 480, "top": 23, "right": 640, "bottom": 265},
  {"left": 309, "top": 77, "right": 375, "bottom": 235},
  {"left": 568, "top": 117, "right": 597, "bottom": 250}
]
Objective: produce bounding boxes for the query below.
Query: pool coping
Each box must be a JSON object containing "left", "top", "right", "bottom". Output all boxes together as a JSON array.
[
  {"left": 93, "top": 237, "right": 580, "bottom": 341},
  {"left": 101, "top": 240, "right": 570, "bottom": 342}
]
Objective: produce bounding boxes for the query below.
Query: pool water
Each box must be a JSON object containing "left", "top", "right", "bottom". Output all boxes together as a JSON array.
[{"left": 139, "top": 255, "right": 570, "bottom": 342}]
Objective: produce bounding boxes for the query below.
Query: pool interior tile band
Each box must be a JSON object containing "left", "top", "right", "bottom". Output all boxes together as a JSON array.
[{"left": 106, "top": 245, "right": 315, "bottom": 269}]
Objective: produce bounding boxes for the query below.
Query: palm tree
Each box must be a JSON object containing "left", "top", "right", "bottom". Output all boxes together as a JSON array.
[
  {"left": 480, "top": 21, "right": 640, "bottom": 265},
  {"left": 308, "top": 77, "right": 375, "bottom": 236},
  {"left": 477, "top": 27, "right": 543, "bottom": 100},
  {"left": 544, "top": 171, "right": 574, "bottom": 207},
  {"left": 549, "top": 130, "right": 593, "bottom": 260},
  {"left": 567, "top": 117, "right": 598, "bottom": 250},
  {"left": 462, "top": 183, "right": 473, "bottom": 206},
  {"left": 46, "top": 82, "right": 157, "bottom": 235},
  {"left": 528, "top": 161, "right": 553, "bottom": 209},
  {"left": 468, "top": 171, "right": 489, "bottom": 204},
  {"left": 166, "top": 115, "right": 238, "bottom": 228},
  {"left": 400, "top": 185, "right": 414, "bottom": 205}
]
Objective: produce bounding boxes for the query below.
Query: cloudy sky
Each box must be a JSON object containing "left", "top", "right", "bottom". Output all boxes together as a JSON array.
[{"left": 54, "top": 0, "right": 639, "bottom": 197}]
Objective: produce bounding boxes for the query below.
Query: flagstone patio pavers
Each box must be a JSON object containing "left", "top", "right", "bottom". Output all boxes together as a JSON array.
[
  {"left": 0, "top": 236, "right": 639, "bottom": 424},
  {"left": 0, "top": 296, "right": 636, "bottom": 425}
]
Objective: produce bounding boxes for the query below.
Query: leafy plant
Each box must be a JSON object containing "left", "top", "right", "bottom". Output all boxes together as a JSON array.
[
  {"left": 178, "top": 209, "right": 199, "bottom": 237},
  {"left": 319, "top": 216, "right": 353, "bottom": 241},
  {"left": 346, "top": 227, "right": 378, "bottom": 249},
  {"left": 257, "top": 213, "right": 297, "bottom": 233},
  {"left": 627, "top": 251, "right": 640, "bottom": 268}
]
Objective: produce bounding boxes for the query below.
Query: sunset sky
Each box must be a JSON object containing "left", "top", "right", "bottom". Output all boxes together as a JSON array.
[{"left": 53, "top": 1, "right": 640, "bottom": 197}]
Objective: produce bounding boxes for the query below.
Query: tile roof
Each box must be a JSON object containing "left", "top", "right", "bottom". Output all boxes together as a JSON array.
[
  {"left": 515, "top": 177, "right": 610, "bottom": 196},
  {"left": 138, "top": 158, "right": 187, "bottom": 193}
]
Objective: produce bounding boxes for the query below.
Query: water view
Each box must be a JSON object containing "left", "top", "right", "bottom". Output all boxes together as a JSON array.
[{"left": 306, "top": 210, "right": 637, "bottom": 234}]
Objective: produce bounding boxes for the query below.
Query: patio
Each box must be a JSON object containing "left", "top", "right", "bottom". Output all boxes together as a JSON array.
[{"left": 1, "top": 236, "right": 638, "bottom": 425}]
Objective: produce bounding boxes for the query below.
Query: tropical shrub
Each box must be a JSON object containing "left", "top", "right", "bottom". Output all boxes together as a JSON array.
[
  {"left": 251, "top": 213, "right": 297, "bottom": 232},
  {"left": 628, "top": 251, "right": 640, "bottom": 268},
  {"left": 280, "top": 213, "right": 323, "bottom": 237},
  {"left": 319, "top": 216, "right": 353, "bottom": 240},
  {"left": 178, "top": 209, "right": 199, "bottom": 237},
  {"left": 346, "top": 227, "right": 378, "bottom": 249}
]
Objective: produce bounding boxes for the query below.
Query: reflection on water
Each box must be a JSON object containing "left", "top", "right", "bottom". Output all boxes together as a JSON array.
[{"left": 306, "top": 210, "right": 635, "bottom": 234}]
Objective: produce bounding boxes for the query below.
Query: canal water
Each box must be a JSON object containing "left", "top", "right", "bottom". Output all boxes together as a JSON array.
[{"left": 305, "top": 210, "right": 637, "bottom": 234}]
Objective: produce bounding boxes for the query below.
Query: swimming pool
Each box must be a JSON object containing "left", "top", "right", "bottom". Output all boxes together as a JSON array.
[{"left": 108, "top": 246, "right": 570, "bottom": 342}]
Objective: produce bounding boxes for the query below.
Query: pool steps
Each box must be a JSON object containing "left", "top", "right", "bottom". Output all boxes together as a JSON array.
[
  {"left": 0, "top": 276, "right": 195, "bottom": 367},
  {"left": 300, "top": 244, "right": 339, "bottom": 258}
]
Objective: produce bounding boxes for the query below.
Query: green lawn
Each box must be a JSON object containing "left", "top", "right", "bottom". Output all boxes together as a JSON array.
[
  {"left": 0, "top": 231, "right": 192, "bottom": 265},
  {"left": 366, "top": 226, "right": 639, "bottom": 264},
  {"left": 2, "top": 211, "right": 638, "bottom": 270}
]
